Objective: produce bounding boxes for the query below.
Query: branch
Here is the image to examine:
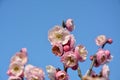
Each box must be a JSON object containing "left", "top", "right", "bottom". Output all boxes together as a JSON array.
[
  {"left": 77, "top": 65, "right": 82, "bottom": 80},
  {"left": 87, "top": 55, "right": 96, "bottom": 76}
]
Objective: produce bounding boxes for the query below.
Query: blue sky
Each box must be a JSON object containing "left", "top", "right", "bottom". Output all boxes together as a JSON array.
[{"left": 0, "top": 0, "right": 120, "bottom": 80}]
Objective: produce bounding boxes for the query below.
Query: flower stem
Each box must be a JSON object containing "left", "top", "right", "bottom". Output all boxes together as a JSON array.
[
  {"left": 102, "top": 42, "right": 107, "bottom": 49},
  {"left": 87, "top": 55, "right": 96, "bottom": 76},
  {"left": 77, "top": 65, "right": 82, "bottom": 80}
]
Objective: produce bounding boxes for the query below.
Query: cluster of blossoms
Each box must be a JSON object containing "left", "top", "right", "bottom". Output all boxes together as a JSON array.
[
  {"left": 46, "top": 65, "right": 69, "bottom": 80},
  {"left": 48, "top": 19, "right": 87, "bottom": 70},
  {"left": 7, "top": 18, "right": 113, "bottom": 80},
  {"left": 47, "top": 19, "right": 113, "bottom": 80},
  {"left": 7, "top": 48, "right": 45, "bottom": 80}
]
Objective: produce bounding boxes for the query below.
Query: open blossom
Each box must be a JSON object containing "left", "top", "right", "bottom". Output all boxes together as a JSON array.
[
  {"left": 52, "top": 43, "right": 63, "bottom": 56},
  {"left": 102, "top": 64, "right": 110, "bottom": 80},
  {"left": 95, "top": 35, "right": 107, "bottom": 46},
  {"left": 11, "top": 48, "right": 28, "bottom": 65},
  {"left": 65, "top": 18, "right": 75, "bottom": 32},
  {"left": 46, "top": 65, "right": 56, "bottom": 80},
  {"left": 94, "top": 49, "right": 112, "bottom": 67},
  {"left": 96, "top": 50, "right": 107, "bottom": 65},
  {"left": 24, "top": 64, "right": 34, "bottom": 77},
  {"left": 82, "top": 76, "right": 106, "bottom": 80},
  {"left": 27, "top": 74, "right": 44, "bottom": 80},
  {"left": 75, "top": 45, "right": 88, "bottom": 62},
  {"left": 8, "top": 76, "right": 22, "bottom": 80},
  {"left": 48, "top": 26, "right": 70, "bottom": 45},
  {"left": 61, "top": 51, "right": 78, "bottom": 68},
  {"left": 7, "top": 62, "right": 24, "bottom": 77},
  {"left": 24, "top": 64, "right": 45, "bottom": 80},
  {"left": 56, "top": 71, "right": 69, "bottom": 80}
]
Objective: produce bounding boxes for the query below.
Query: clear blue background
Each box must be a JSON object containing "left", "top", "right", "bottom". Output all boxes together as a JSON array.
[{"left": 0, "top": 0, "right": 120, "bottom": 80}]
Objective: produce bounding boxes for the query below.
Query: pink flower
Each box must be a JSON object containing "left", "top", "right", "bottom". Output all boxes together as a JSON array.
[
  {"left": 82, "top": 76, "right": 106, "bottom": 80},
  {"left": 24, "top": 64, "right": 45, "bottom": 80},
  {"left": 46, "top": 65, "right": 56, "bottom": 80},
  {"left": 86, "top": 70, "right": 97, "bottom": 77},
  {"left": 27, "top": 74, "right": 44, "bottom": 80},
  {"left": 7, "top": 62, "right": 24, "bottom": 77},
  {"left": 11, "top": 48, "right": 28, "bottom": 65},
  {"left": 95, "top": 49, "right": 112, "bottom": 67},
  {"left": 24, "top": 64, "right": 34, "bottom": 77},
  {"left": 52, "top": 43, "right": 63, "bottom": 56},
  {"left": 63, "top": 35, "right": 76, "bottom": 52},
  {"left": 102, "top": 64, "right": 110, "bottom": 80},
  {"left": 8, "top": 76, "right": 22, "bottom": 80},
  {"left": 48, "top": 26, "right": 70, "bottom": 45},
  {"left": 74, "top": 45, "right": 88, "bottom": 62},
  {"left": 61, "top": 51, "right": 78, "bottom": 68},
  {"left": 65, "top": 18, "right": 75, "bottom": 32},
  {"left": 95, "top": 35, "right": 107, "bottom": 46},
  {"left": 96, "top": 50, "right": 107, "bottom": 65},
  {"left": 55, "top": 71, "right": 69, "bottom": 80}
]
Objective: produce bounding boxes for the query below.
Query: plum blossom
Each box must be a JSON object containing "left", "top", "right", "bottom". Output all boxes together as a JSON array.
[
  {"left": 52, "top": 43, "right": 63, "bottom": 56},
  {"left": 61, "top": 51, "right": 78, "bottom": 68},
  {"left": 65, "top": 18, "right": 75, "bottom": 32},
  {"left": 102, "top": 64, "right": 110, "bottom": 80},
  {"left": 95, "top": 35, "right": 107, "bottom": 47},
  {"left": 8, "top": 76, "right": 22, "bottom": 80},
  {"left": 75, "top": 45, "right": 88, "bottom": 62},
  {"left": 11, "top": 48, "right": 28, "bottom": 65},
  {"left": 7, "top": 62, "right": 24, "bottom": 77},
  {"left": 55, "top": 71, "right": 69, "bottom": 80},
  {"left": 46, "top": 65, "right": 57, "bottom": 80},
  {"left": 82, "top": 76, "right": 106, "bottom": 80},
  {"left": 24, "top": 64, "right": 34, "bottom": 77},
  {"left": 94, "top": 49, "right": 112, "bottom": 67},
  {"left": 27, "top": 75, "right": 43, "bottom": 80},
  {"left": 24, "top": 64, "right": 45, "bottom": 80},
  {"left": 48, "top": 26, "right": 70, "bottom": 45},
  {"left": 96, "top": 50, "right": 107, "bottom": 65}
]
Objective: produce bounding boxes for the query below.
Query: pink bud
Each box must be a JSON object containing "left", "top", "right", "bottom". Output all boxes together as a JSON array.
[
  {"left": 90, "top": 56, "right": 93, "bottom": 60},
  {"left": 20, "top": 48, "right": 27, "bottom": 53},
  {"left": 107, "top": 38, "right": 113, "bottom": 44},
  {"left": 65, "top": 19, "right": 75, "bottom": 32},
  {"left": 63, "top": 45, "right": 70, "bottom": 52}
]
